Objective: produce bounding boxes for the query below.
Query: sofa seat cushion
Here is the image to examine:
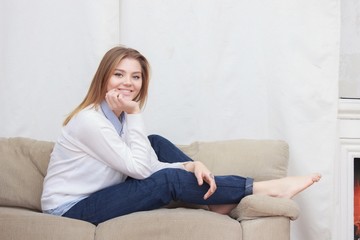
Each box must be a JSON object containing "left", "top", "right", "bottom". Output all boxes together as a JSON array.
[
  {"left": 96, "top": 208, "right": 242, "bottom": 240},
  {"left": 0, "top": 207, "right": 95, "bottom": 240}
]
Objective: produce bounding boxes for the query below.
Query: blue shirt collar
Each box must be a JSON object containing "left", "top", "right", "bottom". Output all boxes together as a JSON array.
[{"left": 100, "top": 100, "right": 125, "bottom": 135}]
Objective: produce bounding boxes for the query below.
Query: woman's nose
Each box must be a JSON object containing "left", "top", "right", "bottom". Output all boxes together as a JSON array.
[{"left": 123, "top": 76, "right": 132, "bottom": 85}]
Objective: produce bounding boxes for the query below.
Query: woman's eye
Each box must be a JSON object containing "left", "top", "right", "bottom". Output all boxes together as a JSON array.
[
  {"left": 133, "top": 76, "right": 141, "bottom": 80},
  {"left": 114, "top": 73, "right": 123, "bottom": 77}
]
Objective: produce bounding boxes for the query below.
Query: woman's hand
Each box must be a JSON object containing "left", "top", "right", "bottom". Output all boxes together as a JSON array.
[
  {"left": 105, "top": 89, "right": 140, "bottom": 116},
  {"left": 183, "top": 161, "right": 217, "bottom": 200}
]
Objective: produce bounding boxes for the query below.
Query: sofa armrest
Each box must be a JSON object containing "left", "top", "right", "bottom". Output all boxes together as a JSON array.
[{"left": 229, "top": 195, "right": 300, "bottom": 221}]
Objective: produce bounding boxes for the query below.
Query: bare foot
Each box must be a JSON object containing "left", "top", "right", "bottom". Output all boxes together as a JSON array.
[
  {"left": 208, "top": 204, "right": 237, "bottom": 215},
  {"left": 253, "top": 173, "right": 321, "bottom": 199}
]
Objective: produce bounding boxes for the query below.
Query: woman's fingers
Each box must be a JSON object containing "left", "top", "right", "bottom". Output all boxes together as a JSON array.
[
  {"left": 194, "top": 169, "right": 217, "bottom": 199},
  {"left": 105, "top": 90, "right": 123, "bottom": 116},
  {"left": 194, "top": 171, "right": 204, "bottom": 186},
  {"left": 105, "top": 89, "right": 119, "bottom": 106},
  {"left": 203, "top": 173, "right": 217, "bottom": 200},
  {"left": 188, "top": 161, "right": 217, "bottom": 200},
  {"left": 105, "top": 89, "right": 140, "bottom": 114}
]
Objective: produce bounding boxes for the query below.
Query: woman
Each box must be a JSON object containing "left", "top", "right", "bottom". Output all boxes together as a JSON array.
[{"left": 41, "top": 46, "right": 321, "bottom": 225}]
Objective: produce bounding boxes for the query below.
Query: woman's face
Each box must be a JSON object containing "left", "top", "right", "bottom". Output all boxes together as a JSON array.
[{"left": 107, "top": 58, "right": 143, "bottom": 101}]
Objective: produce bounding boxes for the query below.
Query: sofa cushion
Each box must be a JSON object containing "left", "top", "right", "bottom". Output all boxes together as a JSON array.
[
  {"left": 179, "top": 139, "right": 289, "bottom": 181},
  {"left": 230, "top": 195, "right": 300, "bottom": 221},
  {"left": 96, "top": 208, "right": 242, "bottom": 240},
  {"left": 0, "top": 207, "right": 95, "bottom": 240},
  {"left": 0, "top": 137, "right": 288, "bottom": 213},
  {"left": 0, "top": 137, "right": 54, "bottom": 211}
]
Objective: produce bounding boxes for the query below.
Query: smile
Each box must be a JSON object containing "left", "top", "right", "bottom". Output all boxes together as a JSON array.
[{"left": 119, "top": 89, "right": 132, "bottom": 93}]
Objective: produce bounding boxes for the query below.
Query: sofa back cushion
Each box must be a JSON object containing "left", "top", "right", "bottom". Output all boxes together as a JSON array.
[
  {"left": 0, "top": 137, "right": 288, "bottom": 211},
  {"left": 0, "top": 137, "right": 54, "bottom": 211},
  {"left": 178, "top": 139, "right": 289, "bottom": 181}
]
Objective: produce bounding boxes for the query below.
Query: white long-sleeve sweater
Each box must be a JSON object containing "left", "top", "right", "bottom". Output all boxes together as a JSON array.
[{"left": 41, "top": 105, "right": 184, "bottom": 211}]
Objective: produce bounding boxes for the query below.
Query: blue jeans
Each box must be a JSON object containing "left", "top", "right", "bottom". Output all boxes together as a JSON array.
[{"left": 63, "top": 135, "right": 253, "bottom": 225}]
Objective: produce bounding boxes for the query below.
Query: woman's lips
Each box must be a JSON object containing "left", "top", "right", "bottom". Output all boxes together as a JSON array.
[{"left": 119, "top": 89, "right": 132, "bottom": 96}]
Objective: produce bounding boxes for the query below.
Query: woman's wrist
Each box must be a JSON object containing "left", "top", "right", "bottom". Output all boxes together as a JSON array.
[
  {"left": 183, "top": 161, "right": 195, "bottom": 172},
  {"left": 126, "top": 106, "right": 141, "bottom": 114},
  {"left": 114, "top": 107, "right": 140, "bottom": 116}
]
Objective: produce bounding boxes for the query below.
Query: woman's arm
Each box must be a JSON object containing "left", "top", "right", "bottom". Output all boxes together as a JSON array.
[{"left": 70, "top": 109, "right": 155, "bottom": 179}]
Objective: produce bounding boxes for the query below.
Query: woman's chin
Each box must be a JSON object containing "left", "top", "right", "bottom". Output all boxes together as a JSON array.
[{"left": 122, "top": 96, "right": 132, "bottom": 101}]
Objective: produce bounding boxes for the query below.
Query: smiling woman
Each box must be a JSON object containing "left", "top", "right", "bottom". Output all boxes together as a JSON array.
[
  {"left": 41, "top": 46, "right": 321, "bottom": 225},
  {"left": 109, "top": 58, "right": 143, "bottom": 101},
  {"left": 105, "top": 58, "right": 143, "bottom": 116},
  {"left": 62, "top": 47, "right": 150, "bottom": 126}
]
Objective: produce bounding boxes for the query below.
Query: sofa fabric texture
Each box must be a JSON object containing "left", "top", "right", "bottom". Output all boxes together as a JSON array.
[{"left": 0, "top": 137, "right": 299, "bottom": 240}]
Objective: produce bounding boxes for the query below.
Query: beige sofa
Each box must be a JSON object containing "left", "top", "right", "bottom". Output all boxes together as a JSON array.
[{"left": 0, "top": 137, "right": 299, "bottom": 240}]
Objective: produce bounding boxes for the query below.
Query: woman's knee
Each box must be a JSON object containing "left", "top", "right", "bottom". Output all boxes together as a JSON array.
[
  {"left": 148, "top": 134, "right": 173, "bottom": 154},
  {"left": 148, "top": 134, "right": 164, "bottom": 144},
  {"left": 148, "top": 134, "right": 173, "bottom": 148}
]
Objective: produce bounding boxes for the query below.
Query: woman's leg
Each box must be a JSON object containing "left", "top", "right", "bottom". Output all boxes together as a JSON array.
[
  {"left": 148, "top": 134, "right": 251, "bottom": 215},
  {"left": 253, "top": 173, "right": 322, "bottom": 198},
  {"left": 63, "top": 168, "right": 249, "bottom": 225},
  {"left": 209, "top": 173, "right": 322, "bottom": 215},
  {"left": 148, "top": 134, "right": 193, "bottom": 163}
]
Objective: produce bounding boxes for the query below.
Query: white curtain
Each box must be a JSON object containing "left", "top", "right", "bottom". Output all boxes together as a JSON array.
[
  {"left": 0, "top": 0, "right": 120, "bottom": 140},
  {"left": 0, "top": 0, "right": 339, "bottom": 239},
  {"left": 119, "top": 1, "right": 339, "bottom": 239}
]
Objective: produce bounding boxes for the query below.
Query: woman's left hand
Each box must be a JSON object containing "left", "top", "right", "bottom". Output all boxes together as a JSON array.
[
  {"left": 105, "top": 89, "right": 140, "bottom": 116},
  {"left": 184, "top": 161, "right": 217, "bottom": 200}
]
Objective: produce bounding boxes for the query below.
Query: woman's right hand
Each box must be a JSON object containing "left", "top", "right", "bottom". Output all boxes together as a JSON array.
[
  {"left": 105, "top": 89, "right": 140, "bottom": 116},
  {"left": 183, "top": 161, "right": 217, "bottom": 200}
]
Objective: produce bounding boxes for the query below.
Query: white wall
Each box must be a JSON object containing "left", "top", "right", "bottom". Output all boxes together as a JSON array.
[
  {"left": 0, "top": 1, "right": 341, "bottom": 239},
  {"left": 119, "top": 1, "right": 272, "bottom": 144},
  {"left": 119, "top": 1, "right": 339, "bottom": 240},
  {"left": 339, "top": 0, "right": 360, "bottom": 98},
  {"left": 0, "top": 0, "right": 120, "bottom": 141}
]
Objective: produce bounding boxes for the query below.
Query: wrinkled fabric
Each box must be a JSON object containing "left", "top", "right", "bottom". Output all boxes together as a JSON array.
[
  {"left": 119, "top": 1, "right": 339, "bottom": 239},
  {"left": 0, "top": 1, "right": 339, "bottom": 239}
]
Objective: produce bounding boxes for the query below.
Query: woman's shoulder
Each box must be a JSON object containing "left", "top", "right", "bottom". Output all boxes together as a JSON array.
[
  {"left": 77, "top": 105, "right": 101, "bottom": 118},
  {"left": 68, "top": 105, "right": 108, "bottom": 129},
  {"left": 63, "top": 105, "right": 115, "bottom": 141}
]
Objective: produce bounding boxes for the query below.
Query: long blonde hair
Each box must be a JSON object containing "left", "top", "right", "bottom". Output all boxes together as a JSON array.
[{"left": 63, "top": 46, "right": 150, "bottom": 125}]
